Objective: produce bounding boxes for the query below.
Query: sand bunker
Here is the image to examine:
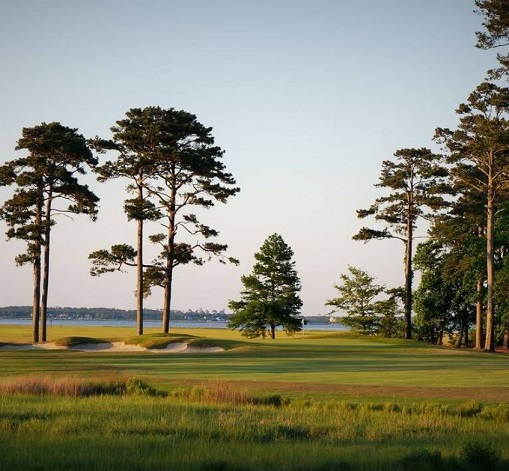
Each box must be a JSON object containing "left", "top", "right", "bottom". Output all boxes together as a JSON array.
[
  {"left": 153, "top": 342, "right": 224, "bottom": 353},
  {"left": 0, "top": 341, "right": 224, "bottom": 353}
]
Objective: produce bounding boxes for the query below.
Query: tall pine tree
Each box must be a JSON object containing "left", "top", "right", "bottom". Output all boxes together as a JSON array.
[
  {"left": 353, "top": 148, "right": 448, "bottom": 339},
  {"left": 0, "top": 123, "right": 98, "bottom": 342}
]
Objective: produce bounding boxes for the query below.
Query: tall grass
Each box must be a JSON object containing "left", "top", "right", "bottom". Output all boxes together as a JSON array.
[
  {"left": 1, "top": 382, "right": 508, "bottom": 470},
  {"left": 1, "top": 329, "right": 509, "bottom": 469}
]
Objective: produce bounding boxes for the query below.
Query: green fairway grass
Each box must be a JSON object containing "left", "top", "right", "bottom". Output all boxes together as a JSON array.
[
  {"left": 1, "top": 325, "right": 508, "bottom": 397},
  {"left": 1, "top": 325, "right": 508, "bottom": 470}
]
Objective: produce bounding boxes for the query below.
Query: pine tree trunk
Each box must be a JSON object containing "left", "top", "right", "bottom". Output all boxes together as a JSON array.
[
  {"left": 162, "top": 263, "right": 173, "bottom": 334},
  {"left": 40, "top": 193, "right": 52, "bottom": 342},
  {"left": 136, "top": 216, "right": 143, "bottom": 335},
  {"left": 31, "top": 195, "right": 43, "bottom": 343},
  {"left": 484, "top": 174, "right": 495, "bottom": 352},
  {"left": 32, "top": 255, "right": 41, "bottom": 344},
  {"left": 162, "top": 180, "right": 176, "bottom": 334},
  {"left": 455, "top": 321, "right": 463, "bottom": 348},
  {"left": 136, "top": 184, "right": 144, "bottom": 336},
  {"left": 270, "top": 324, "right": 276, "bottom": 339},
  {"left": 162, "top": 224, "right": 174, "bottom": 333},
  {"left": 404, "top": 211, "right": 413, "bottom": 340},
  {"left": 464, "top": 319, "right": 469, "bottom": 348},
  {"left": 41, "top": 230, "right": 50, "bottom": 342},
  {"left": 475, "top": 276, "right": 484, "bottom": 350}
]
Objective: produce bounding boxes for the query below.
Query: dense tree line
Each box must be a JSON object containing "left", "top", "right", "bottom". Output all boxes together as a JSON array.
[{"left": 347, "top": 2, "right": 509, "bottom": 349}]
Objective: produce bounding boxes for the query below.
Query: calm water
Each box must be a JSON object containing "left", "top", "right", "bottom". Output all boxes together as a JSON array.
[{"left": 0, "top": 318, "right": 347, "bottom": 331}]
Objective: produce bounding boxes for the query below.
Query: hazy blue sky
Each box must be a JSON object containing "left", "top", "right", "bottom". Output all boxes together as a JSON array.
[{"left": 0, "top": 1, "right": 498, "bottom": 316}]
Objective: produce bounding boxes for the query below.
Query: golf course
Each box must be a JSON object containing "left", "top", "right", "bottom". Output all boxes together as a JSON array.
[{"left": 1, "top": 325, "right": 508, "bottom": 470}]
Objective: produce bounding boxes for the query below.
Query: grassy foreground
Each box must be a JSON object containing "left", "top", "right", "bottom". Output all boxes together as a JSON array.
[{"left": 0, "top": 325, "right": 509, "bottom": 470}]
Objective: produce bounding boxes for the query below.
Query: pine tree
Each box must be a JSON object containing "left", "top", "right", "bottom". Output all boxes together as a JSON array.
[
  {"left": 0, "top": 122, "right": 98, "bottom": 342},
  {"left": 88, "top": 107, "right": 239, "bottom": 333},
  {"left": 228, "top": 234, "right": 302, "bottom": 339},
  {"left": 435, "top": 82, "right": 509, "bottom": 351},
  {"left": 353, "top": 148, "right": 448, "bottom": 339},
  {"left": 326, "top": 266, "right": 386, "bottom": 335}
]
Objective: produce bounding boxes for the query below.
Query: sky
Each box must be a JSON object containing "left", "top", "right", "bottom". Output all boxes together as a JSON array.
[{"left": 0, "top": 0, "right": 499, "bottom": 316}]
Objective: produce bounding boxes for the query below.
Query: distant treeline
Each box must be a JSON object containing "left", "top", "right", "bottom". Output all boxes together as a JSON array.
[
  {"left": 0, "top": 306, "right": 227, "bottom": 322},
  {"left": 0, "top": 306, "right": 330, "bottom": 324}
]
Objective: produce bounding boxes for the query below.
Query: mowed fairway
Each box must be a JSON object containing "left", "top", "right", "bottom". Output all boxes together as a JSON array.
[
  {"left": 1, "top": 325, "right": 509, "bottom": 470},
  {"left": 0, "top": 325, "right": 508, "bottom": 400}
]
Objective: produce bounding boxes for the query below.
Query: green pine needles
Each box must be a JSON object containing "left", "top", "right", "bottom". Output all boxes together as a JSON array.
[{"left": 228, "top": 234, "right": 302, "bottom": 339}]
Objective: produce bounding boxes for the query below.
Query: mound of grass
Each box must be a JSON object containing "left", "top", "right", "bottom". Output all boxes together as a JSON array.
[
  {"left": 54, "top": 336, "right": 106, "bottom": 347},
  {"left": 187, "top": 337, "right": 247, "bottom": 350},
  {"left": 124, "top": 333, "right": 196, "bottom": 349}
]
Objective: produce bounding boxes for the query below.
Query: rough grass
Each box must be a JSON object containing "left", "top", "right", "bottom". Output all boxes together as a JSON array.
[
  {"left": 0, "top": 390, "right": 508, "bottom": 470},
  {"left": 0, "top": 375, "right": 157, "bottom": 397},
  {"left": 1, "top": 326, "right": 509, "bottom": 470}
]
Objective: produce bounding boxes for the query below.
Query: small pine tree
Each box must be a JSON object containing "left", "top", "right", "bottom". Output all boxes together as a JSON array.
[
  {"left": 326, "top": 266, "right": 395, "bottom": 335},
  {"left": 228, "top": 234, "right": 302, "bottom": 339}
]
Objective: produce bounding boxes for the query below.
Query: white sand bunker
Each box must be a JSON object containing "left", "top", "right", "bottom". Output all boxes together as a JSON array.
[
  {"left": 0, "top": 341, "right": 224, "bottom": 353},
  {"left": 72, "top": 342, "right": 147, "bottom": 352},
  {"left": 153, "top": 342, "right": 224, "bottom": 353},
  {"left": 0, "top": 342, "right": 63, "bottom": 351}
]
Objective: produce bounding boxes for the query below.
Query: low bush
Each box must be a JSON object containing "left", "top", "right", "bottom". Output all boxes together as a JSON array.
[
  {"left": 125, "top": 377, "right": 163, "bottom": 397},
  {"left": 456, "top": 400, "right": 484, "bottom": 418},
  {"left": 461, "top": 440, "right": 501, "bottom": 470},
  {"left": 398, "top": 449, "right": 447, "bottom": 471}
]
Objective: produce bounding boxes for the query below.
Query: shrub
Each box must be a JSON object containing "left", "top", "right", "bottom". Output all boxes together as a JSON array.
[
  {"left": 456, "top": 400, "right": 483, "bottom": 417},
  {"left": 398, "top": 449, "right": 445, "bottom": 471},
  {"left": 253, "top": 394, "right": 288, "bottom": 407},
  {"left": 461, "top": 440, "right": 501, "bottom": 470},
  {"left": 479, "top": 403, "right": 509, "bottom": 422},
  {"left": 125, "top": 377, "right": 161, "bottom": 397}
]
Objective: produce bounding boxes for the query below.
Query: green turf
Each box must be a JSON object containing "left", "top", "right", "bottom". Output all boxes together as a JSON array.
[
  {"left": 1, "top": 325, "right": 509, "bottom": 470},
  {"left": 0, "top": 325, "right": 508, "bottom": 399}
]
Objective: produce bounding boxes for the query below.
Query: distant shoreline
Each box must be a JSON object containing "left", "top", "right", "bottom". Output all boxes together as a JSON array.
[{"left": 0, "top": 318, "right": 348, "bottom": 331}]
